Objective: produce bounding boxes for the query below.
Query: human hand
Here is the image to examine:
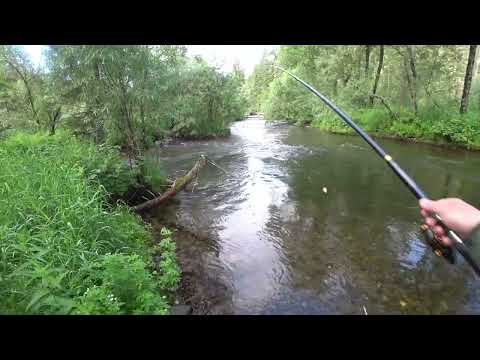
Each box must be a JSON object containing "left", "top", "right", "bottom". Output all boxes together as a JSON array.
[{"left": 419, "top": 198, "right": 480, "bottom": 247}]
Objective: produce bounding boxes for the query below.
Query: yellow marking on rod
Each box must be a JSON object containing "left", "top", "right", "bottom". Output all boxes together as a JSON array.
[{"left": 384, "top": 155, "right": 392, "bottom": 162}]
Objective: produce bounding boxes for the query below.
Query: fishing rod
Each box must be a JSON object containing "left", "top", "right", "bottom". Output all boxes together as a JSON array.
[{"left": 274, "top": 65, "right": 480, "bottom": 277}]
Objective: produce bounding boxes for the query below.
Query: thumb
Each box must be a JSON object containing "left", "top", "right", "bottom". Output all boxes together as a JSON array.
[{"left": 419, "top": 198, "right": 438, "bottom": 213}]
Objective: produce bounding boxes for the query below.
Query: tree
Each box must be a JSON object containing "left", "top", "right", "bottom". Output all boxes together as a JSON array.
[
  {"left": 365, "top": 45, "right": 372, "bottom": 78},
  {"left": 460, "top": 45, "right": 477, "bottom": 114},
  {"left": 47, "top": 46, "right": 186, "bottom": 157},
  {"left": 45, "top": 45, "right": 246, "bottom": 152},
  {"left": 245, "top": 50, "right": 276, "bottom": 111},
  {"left": 370, "top": 45, "right": 384, "bottom": 105},
  {"left": 0, "top": 46, "right": 40, "bottom": 126},
  {"left": 38, "top": 80, "right": 62, "bottom": 136},
  {"left": 404, "top": 46, "right": 418, "bottom": 115}
]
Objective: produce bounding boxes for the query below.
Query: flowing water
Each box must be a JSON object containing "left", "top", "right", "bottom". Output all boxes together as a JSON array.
[{"left": 154, "top": 118, "right": 480, "bottom": 314}]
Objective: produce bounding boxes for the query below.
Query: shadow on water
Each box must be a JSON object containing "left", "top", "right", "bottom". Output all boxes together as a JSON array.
[{"left": 154, "top": 118, "right": 480, "bottom": 314}]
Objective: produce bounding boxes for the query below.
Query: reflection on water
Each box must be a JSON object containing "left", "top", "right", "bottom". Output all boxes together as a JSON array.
[{"left": 155, "top": 118, "right": 480, "bottom": 314}]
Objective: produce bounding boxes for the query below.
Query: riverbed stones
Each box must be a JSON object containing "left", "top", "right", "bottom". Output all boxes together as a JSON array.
[{"left": 169, "top": 305, "right": 193, "bottom": 315}]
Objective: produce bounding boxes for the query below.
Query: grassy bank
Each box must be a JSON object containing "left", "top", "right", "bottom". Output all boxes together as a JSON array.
[
  {"left": 0, "top": 131, "right": 180, "bottom": 314},
  {"left": 305, "top": 105, "right": 480, "bottom": 150}
]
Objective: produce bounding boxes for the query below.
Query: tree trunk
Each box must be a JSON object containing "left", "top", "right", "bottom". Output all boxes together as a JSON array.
[
  {"left": 4, "top": 58, "right": 39, "bottom": 125},
  {"left": 133, "top": 155, "right": 207, "bottom": 212},
  {"left": 406, "top": 46, "right": 418, "bottom": 115},
  {"left": 460, "top": 45, "right": 478, "bottom": 114},
  {"left": 120, "top": 84, "right": 139, "bottom": 161},
  {"left": 406, "top": 46, "right": 417, "bottom": 79},
  {"left": 94, "top": 61, "right": 101, "bottom": 80},
  {"left": 49, "top": 106, "right": 62, "bottom": 135},
  {"left": 355, "top": 46, "right": 363, "bottom": 80},
  {"left": 365, "top": 45, "right": 371, "bottom": 78},
  {"left": 402, "top": 49, "right": 418, "bottom": 115},
  {"left": 370, "top": 45, "right": 384, "bottom": 105},
  {"left": 423, "top": 46, "right": 442, "bottom": 109}
]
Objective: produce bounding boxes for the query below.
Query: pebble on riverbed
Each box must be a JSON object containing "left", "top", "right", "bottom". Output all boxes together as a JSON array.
[{"left": 169, "top": 305, "right": 193, "bottom": 315}]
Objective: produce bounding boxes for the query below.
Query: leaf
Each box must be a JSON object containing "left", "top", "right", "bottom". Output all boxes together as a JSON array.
[{"left": 26, "top": 289, "right": 50, "bottom": 312}]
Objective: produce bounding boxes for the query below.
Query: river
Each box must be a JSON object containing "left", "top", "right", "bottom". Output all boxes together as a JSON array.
[{"left": 153, "top": 117, "right": 480, "bottom": 314}]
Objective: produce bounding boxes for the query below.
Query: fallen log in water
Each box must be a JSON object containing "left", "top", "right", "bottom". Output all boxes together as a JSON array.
[{"left": 133, "top": 155, "right": 207, "bottom": 212}]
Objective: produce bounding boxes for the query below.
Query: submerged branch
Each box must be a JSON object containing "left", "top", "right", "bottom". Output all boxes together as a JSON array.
[{"left": 133, "top": 155, "right": 207, "bottom": 212}]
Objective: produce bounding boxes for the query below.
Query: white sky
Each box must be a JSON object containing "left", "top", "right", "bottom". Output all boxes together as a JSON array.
[
  {"left": 187, "top": 45, "right": 278, "bottom": 75},
  {"left": 23, "top": 45, "right": 278, "bottom": 75},
  {"left": 23, "top": 45, "right": 45, "bottom": 68}
]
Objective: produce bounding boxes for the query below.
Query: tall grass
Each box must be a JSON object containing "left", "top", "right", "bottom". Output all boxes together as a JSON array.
[
  {"left": 0, "top": 131, "right": 179, "bottom": 314},
  {"left": 140, "top": 153, "right": 168, "bottom": 193}
]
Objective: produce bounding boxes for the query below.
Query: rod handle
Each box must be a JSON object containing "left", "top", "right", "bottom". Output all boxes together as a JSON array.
[{"left": 433, "top": 213, "right": 480, "bottom": 277}]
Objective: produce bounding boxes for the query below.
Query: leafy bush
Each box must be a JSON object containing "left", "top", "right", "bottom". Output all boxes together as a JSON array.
[
  {"left": 140, "top": 153, "right": 167, "bottom": 193},
  {"left": 353, "top": 108, "right": 390, "bottom": 132},
  {"left": 307, "top": 104, "right": 480, "bottom": 149},
  {"left": 0, "top": 131, "right": 179, "bottom": 314},
  {"left": 82, "top": 143, "right": 139, "bottom": 198},
  {"left": 169, "top": 60, "right": 245, "bottom": 138},
  {"left": 73, "top": 285, "right": 124, "bottom": 315},
  {"left": 2, "top": 130, "right": 138, "bottom": 198},
  {"left": 156, "top": 227, "right": 181, "bottom": 292},
  {"left": 73, "top": 254, "right": 170, "bottom": 315}
]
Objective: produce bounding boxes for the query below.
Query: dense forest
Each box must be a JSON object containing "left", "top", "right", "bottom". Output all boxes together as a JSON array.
[{"left": 246, "top": 45, "right": 480, "bottom": 149}]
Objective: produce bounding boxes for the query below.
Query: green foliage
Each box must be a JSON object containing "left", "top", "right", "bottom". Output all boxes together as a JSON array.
[
  {"left": 73, "top": 285, "right": 124, "bottom": 315},
  {"left": 74, "top": 254, "right": 169, "bottom": 315},
  {"left": 310, "top": 105, "right": 480, "bottom": 149},
  {"left": 82, "top": 143, "right": 139, "bottom": 198},
  {"left": 248, "top": 45, "right": 480, "bottom": 149},
  {"left": 0, "top": 132, "right": 179, "bottom": 314},
  {"left": 2, "top": 45, "right": 248, "bottom": 151},
  {"left": 2, "top": 130, "right": 138, "bottom": 198},
  {"left": 170, "top": 58, "right": 246, "bottom": 138},
  {"left": 44, "top": 45, "right": 247, "bottom": 148},
  {"left": 244, "top": 50, "right": 276, "bottom": 112},
  {"left": 263, "top": 70, "right": 318, "bottom": 124},
  {"left": 156, "top": 227, "right": 181, "bottom": 292},
  {"left": 0, "top": 46, "right": 42, "bottom": 131},
  {"left": 140, "top": 153, "right": 167, "bottom": 193}
]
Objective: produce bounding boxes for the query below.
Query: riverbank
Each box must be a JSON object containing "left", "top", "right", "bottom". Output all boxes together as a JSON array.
[
  {"left": 144, "top": 211, "right": 233, "bottom": 315},
  {"left": 0, "top": 131, "right": 181, "bottom": 315},
  {"left": 131, "top": 171, "right": 233, "bottom": 315},
  {"left": 112, "top": 135, "right": 233, "bottom": 314},
  {"left": 308, "top": 125, "right": 480, "bottom": 152},
  {"left": 266, "top": 107, "right": 480, "bottom": 152},
  {"left": 262, "top": 100, "right": 480, "bottom": 151}
]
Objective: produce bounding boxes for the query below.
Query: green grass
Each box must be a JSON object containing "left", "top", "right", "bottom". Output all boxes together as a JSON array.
[
  {"left": 310, "top": 105, "right": 480, "bottom": 150},
  {"left": 140, "top": 153, "right": 168, "bottom": 193},
  {"left": 0, "top": 131, "right": 180, "bottom": 314}
]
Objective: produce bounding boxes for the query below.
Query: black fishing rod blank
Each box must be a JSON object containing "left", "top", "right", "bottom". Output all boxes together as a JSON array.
[{"left": 275, "top": 65, "right": 480, "bottom": 277}]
